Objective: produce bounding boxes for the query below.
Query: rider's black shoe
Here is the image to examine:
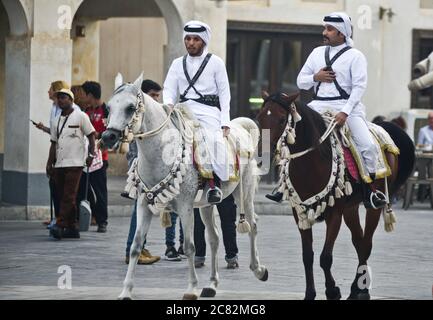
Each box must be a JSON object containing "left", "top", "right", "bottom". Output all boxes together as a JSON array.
[
  {"left": 362, "top": 173, "right": 387, "bottom": 209},
  {"left": 265, "top": 191, "right": 283, "bottom": 203},
  {"left": 363, "top": 191, "right": 387, "bottom": 209},
  {"left": 207, "top": 174, "right": 223, "bottom": 204},
  {"left": 120, "top": 191, "right": 133, "bottom": 200},
  {"left": 207, "top": 189, "right": 223, "bottom": 204}
]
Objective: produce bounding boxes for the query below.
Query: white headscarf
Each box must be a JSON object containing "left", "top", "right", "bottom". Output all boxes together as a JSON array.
[
  {"left": 323, "top": 12, "right": 354, "bottom": 47},
  {"left": 183, "top": 20, "right": 211, "bottom": 47}
]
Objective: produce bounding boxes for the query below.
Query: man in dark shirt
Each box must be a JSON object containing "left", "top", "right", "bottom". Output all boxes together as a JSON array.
[{"left": 79, "top": 81, "right": 109, "bottom": 233}]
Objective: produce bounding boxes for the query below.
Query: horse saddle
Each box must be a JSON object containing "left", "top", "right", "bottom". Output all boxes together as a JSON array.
[
  {"left": 176, "top": 104, "right": 242, "bottom": 182},
  {"left": 338, "top": 122, "right": 400, "bottom": 183}
]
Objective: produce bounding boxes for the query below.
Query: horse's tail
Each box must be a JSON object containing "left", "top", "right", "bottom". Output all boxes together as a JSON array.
[
  {"left": 231, "top": 117, "right": 260, "bottom": 151},
  {"left": 378, "top": 121, "right": 415, "bottom": 193}
]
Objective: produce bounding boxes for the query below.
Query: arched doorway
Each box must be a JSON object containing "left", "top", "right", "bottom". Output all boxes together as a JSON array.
[{"left": 71, "top": 0, "right": 183, "bottom": 175}]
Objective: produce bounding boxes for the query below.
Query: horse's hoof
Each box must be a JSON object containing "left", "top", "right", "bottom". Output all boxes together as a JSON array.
[
  {"left": 200, "top": 287, "right": 216, "bottom": 298},
  {"left": 347, "top": 293, "right": 357, "bottom": 300},
  {"left": 118, "top": 296, "right": 132, "bottom": 300},
  {"left": 259, "top": 269, "right": 268, "bottom": 282},
  {"left": 357, "top": 292, "right": 371, "bottom": 300},
  {"left": 182, "top": 293, "right": 198, "bottom": 300},
  {"left": 325, "top": 286, "right": 341, "bottom": 300},
  {"left": 347, "top": 288, "right": 370, "bottom": 300},
  {"left": 304, "top": 291, "right": 316, "bottom": 300}
]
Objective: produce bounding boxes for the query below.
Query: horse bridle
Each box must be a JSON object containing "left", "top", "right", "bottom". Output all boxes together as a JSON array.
[
  {"left": 265, "top": 95, "right": 336, "bottom": 159},
  {"left": 114, "top": 89, "right": 175, "bottom": 145}
]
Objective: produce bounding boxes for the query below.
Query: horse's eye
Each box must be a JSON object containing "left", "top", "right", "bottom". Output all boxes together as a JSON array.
[{"left": 127, "top": 104, "right": 135, "bottom": 112}]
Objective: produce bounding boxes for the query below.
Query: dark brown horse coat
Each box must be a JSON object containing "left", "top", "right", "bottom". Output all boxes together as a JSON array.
[{"left": 257, "top": 91, "right": 415, "bottom": 300}]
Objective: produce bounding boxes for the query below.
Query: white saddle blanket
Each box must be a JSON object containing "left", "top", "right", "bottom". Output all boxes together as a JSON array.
[
  {"left": 177, "top": 104, "right": 256, "bottom": 182},
  {"left": 342, "top": 122, "right": 400, "bottom": 183}
]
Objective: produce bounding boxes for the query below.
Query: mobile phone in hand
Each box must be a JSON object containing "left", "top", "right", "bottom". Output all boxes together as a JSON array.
[{"left": 30, "top": 119, "right": 37, "bottom": 125}]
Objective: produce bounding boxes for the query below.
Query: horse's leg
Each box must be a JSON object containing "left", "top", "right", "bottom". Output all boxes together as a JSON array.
[
  {"left": 178, "top": 205, "right": 199, "bottom": 300},
  {"left": 293, "top": 213, "right": 316, "bottom": 300},
  {"left": 341, "top": 203, "right": 366, "bottom": 299},
  {"left": 118, "top": 201, "right": 153, "bottom": 300},
  {"left": 320, "top": 207, "right": 343, "bottom": 300},
  {"left": 233, "top": 167, "right": 268, "bottom": 281},
  {"left": 198, "top": 206, "right": 220, "bottom": 298},
  {"left": 342, "top": 203, "right": 380, "bottom": 300},
  {"left": 360, "top": 208, "right": 382, "bottom": 264},
  {"left": 352, "top": 207, "right": 382, "bottom": 300},
  {"left": 342, "top": 203, "right": 363, "bottom": 259}
]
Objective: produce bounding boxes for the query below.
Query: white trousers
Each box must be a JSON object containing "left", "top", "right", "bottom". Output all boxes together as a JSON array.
[
  {"left": 346, "top": 114, "right": 378, "bottom": 174},
  {"left": 311, "top": 104, "right": 377, "bottom": 174},
  {"left": 187, "top": 102, "right": 229, "bottom": 181}
]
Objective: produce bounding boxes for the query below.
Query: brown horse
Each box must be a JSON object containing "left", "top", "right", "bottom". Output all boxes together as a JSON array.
[{"left": 257, "top": 91, "right": 415, "bottom": 300}]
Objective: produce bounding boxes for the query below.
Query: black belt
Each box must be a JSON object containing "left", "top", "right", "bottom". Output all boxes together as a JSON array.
[
  {"left": 179, "top": 94, "right": 221, "bottom": 110},
  {"left": 312, "top": 96, "right": 349, "bottom": 101}
]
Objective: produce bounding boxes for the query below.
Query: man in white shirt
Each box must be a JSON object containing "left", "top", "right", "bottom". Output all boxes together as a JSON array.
[
  {"left": 47, "top": 89, "right": 96, "bottom": 239},
  {"left": 163, "top": 20, "right": 231, "bottom": 204},
  {"left": 417, "top": 112, "right": 433, "bottom": 148},
  {"left": 32, "top": 81, "right": 82, "bottom": 227},
  {"left": 267, "top": 12, "right": 386, "bottom": 209}
]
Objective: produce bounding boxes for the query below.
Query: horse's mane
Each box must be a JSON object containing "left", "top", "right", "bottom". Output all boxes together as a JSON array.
[
  {"left": 292, "top": 99, "right": 331, "bottom": 159},
  {"left": 142, "top": 90, "right": 164, "bottom": 110},
  {"left": 267, "top": 92, "right": 331, "bottom": 158},
  {"left": 114, "top": 82, "right": 165, "bottom": 111}
]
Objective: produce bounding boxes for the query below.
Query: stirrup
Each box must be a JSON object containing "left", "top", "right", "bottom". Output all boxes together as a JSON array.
[
  {"left": 366, "top": 190, "right": 387, "bottom": 209},
  {"left": 206, "top": 186, "right": 223, "bottom": 204}
]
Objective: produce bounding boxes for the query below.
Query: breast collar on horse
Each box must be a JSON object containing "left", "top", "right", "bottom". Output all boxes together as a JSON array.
[
  {"left": 270, "top": 97, "right": 352, "bottom": 229},
  {"left": 121, "top": 91, "right": 193, "bottom": 213}
]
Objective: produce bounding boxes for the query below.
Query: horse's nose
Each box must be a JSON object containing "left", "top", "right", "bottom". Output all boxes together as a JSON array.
[{"left": 101, "top": 129, "right": 121, "bottom": 148}]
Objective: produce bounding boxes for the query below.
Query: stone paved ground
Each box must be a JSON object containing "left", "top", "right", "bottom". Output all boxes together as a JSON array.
[{"left": 0, "top": 200, "right": 432, "bottom": 300}]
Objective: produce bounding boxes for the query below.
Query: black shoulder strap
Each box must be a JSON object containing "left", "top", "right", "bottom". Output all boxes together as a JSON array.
[
  {"left": 315, "top": 46, "right": 352, "bottom": 99},
  {"left": 182, "top": 53, "right": 213, "bottom": 98},
  {"left": 327, "top": 46, "right": 352, "bottom": 67},
  {"left": 325, "top": 45, "right": 331, "bottom": 67}
]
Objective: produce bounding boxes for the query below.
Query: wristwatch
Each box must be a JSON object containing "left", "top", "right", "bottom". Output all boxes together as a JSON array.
[{"left": 88, "top": 153, "right": 96, "bottom": 158}]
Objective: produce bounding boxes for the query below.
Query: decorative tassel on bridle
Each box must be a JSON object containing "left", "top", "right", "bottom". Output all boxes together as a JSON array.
[
  {"left": 276, "top": 112, "right": 355, "bottom": 230},
  {"left": 121, "top": 92, "right": 193, "bottom": 217}
]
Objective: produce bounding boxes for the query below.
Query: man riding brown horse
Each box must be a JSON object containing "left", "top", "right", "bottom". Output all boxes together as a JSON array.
[
  {"left": 257, "top": 12, "right": 415, "bottom": 300},
  {"left": 266, "top": 12, "right": 387, "bottom": 210}
]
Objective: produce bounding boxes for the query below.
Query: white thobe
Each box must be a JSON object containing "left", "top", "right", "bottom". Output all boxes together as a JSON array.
[
  {"left": 163, "top": 49, "right": 231, "bottom": 181},
  {"left": 297, "top": 44, "right": 377, "bottom": 174}
]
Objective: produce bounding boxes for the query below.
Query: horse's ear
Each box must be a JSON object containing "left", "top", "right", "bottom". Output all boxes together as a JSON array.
[
  {"left": 114, "top": 73, "right": 123, "bottom": 90},
  {"left": 261, "top": 90, "right": 270, "bottom": 100},
  {"left": 281, "top": 91, "right": 300, "bottom": 103},
  {"left": 133, "top": 72, "right": 144, "bottom": 90}
]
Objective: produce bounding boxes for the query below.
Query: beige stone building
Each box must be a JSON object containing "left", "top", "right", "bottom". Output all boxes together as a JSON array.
[{"left": 1, "top": 0, "right": 433, "bottom": 213}]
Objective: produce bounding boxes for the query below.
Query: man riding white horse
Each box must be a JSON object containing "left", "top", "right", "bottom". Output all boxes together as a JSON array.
[
  {"left": 266, "top": 12, "right": 387, "bottom": 209},
  {"left": 163, "top": 20, "right": 231, "bottom": 204}
]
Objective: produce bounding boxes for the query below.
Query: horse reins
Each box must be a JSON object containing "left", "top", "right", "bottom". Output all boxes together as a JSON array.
[{"left": 271, "top": 98, "right": 338, "bottom": 159}]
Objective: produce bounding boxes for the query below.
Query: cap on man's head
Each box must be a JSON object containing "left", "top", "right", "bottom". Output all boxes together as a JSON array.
[
  {"left": 51, "top": 80, "right": 70, "bottom": 92},
  {"left": 56, "top": 88, "right": 74, "bottom": 101},
  {"left": 183, "top": 20, "right": 211, "bottom": 45}
]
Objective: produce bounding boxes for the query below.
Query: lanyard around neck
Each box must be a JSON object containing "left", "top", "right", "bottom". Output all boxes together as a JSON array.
[{"left": 57, "top": 113, "right": 71, "bottom": 139}]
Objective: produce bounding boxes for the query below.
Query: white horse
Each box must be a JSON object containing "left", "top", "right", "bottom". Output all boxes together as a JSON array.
[{"left": 101, "top": 73, "right": 268, "bottom": 300}]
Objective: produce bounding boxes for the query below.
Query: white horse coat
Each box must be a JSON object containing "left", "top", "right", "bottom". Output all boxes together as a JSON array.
[{"left": 101, "top": 73, "right": 268, "bottom": 300}]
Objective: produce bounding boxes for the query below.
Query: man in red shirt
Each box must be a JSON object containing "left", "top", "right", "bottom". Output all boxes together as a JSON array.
[{"left": 79, "top": 81, "right": 109, "bottom": 233}]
